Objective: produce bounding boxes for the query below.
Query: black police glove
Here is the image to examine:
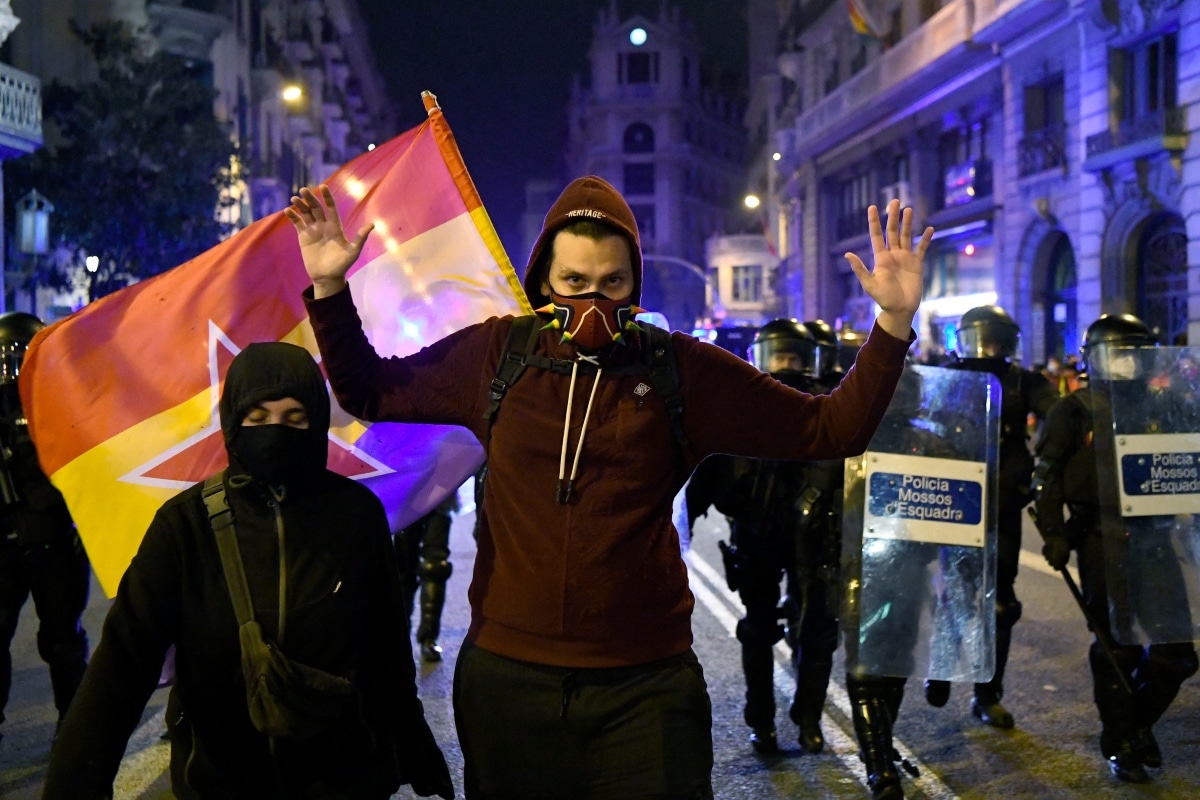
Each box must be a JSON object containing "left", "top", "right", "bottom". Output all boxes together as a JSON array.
[{"left": 1042, "top": 537, "right": 1071, "bottom": 571}]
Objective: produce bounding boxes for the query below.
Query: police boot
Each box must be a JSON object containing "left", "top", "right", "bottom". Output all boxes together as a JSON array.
[
  {"left": 1100, "top": 730, "right": 1149, "bottom": 783},
  {"left": 972, "top": 605, "right": 1016, "bottom": 728},
  {"left": 1093, "top": 651, "right": 1148, "bottom": 782},
  {"left": 749, "top": 725, "right": 778, "bottom": 754},
  {"left": 1131, "top": 643, "right": 1199, "bottom": 768},
  {"left": 850, "top": 693, "right": 902, "bottom": 799},
  {"left": 790, "top": 658, "right": 833, "bottom": 754},
  {"left": 738, "top": 618, "right": 783, "bottom": 754},
  {"left": 1137, "top": 728, "right": 1162, "bottom": 769},
  {"left": 970, "top": 692, "right": 1013, "bottom": 729},
  {"left": 416, "top": 578, "right": 447, "bottom": 662}
]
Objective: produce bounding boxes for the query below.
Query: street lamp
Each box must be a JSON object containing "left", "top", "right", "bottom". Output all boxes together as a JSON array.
[{"left": 86, "top": 255, "right": 99, "bottom": 303}]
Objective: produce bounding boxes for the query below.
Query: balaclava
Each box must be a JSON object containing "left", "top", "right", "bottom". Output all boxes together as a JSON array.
[{"left": 219, "top": 342, "right": 330, "bottom": 488}]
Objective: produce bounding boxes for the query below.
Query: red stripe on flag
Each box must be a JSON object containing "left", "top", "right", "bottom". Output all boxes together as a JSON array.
[{"left": 20, "top": 119, "right": 470, "bottom": 476}]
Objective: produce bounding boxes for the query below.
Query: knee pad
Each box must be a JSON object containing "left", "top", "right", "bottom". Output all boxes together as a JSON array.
[
  {"left": 1144, "top": 643, "right": 1199, "bottom": 683},
  {"left": 736, "top": 616, "right": 785, "bottom": 647},
  {"left": 37, "top": 626, "right": 88, "bottom": 665},
  {"left": 1089, "top": 641, "right": 1142, "bottom": 679},
  {"left": 996, "top": 598, "right": 1023, "bottom": 629},
  {"left": 846, "top": 673, "right": 905, "bottom": 703},
  {"left": 419, "top": 558, "right": 453, "bottom": 581}
]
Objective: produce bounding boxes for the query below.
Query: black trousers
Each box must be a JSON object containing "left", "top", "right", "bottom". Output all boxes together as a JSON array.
[
  {"left": 453, "top": 642, "right": 714, "bottom": 800},
  {"left": 0, "top": 533, "right": 90, "bottom": 721}
]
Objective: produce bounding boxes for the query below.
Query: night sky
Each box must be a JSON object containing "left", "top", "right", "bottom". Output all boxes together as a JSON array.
[{"left": 356, "top": 0, "right": 748, "bottom": 269}]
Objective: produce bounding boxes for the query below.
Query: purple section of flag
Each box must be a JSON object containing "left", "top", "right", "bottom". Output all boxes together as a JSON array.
[{"left": 356, "top": 422, "right": 485, "bottom": 531}]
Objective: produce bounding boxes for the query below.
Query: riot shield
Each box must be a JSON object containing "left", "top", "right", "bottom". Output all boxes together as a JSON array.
[
  {"left": 842, "top": 364, "right": 999, "bottom": 682},
  {"left": 1090, "top": 345, "right": 1200, "bottom": 645}
]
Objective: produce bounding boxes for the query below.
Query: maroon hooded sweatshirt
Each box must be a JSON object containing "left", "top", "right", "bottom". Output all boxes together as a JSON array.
[{"left": 305, "top": 175, "right": 911, "bottom": 668}]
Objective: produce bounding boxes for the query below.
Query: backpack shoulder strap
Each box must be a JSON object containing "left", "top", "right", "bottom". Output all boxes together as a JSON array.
[
  {"left": 482, "top": 315, "right": 541, "bottom": 427},
  {"left": 203, "top": 470, "right": 256, "bottom": 626},
  {"left": 642, "top": 326, "right": 689, "bottom": 451}
]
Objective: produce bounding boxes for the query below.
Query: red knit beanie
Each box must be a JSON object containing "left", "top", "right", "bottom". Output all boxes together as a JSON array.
[{"left": 523, "top": 175, "right": 642, "bottom": 308}]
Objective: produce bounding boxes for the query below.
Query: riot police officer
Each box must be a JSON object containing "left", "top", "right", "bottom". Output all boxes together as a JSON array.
[
  {"left": 926, "top": 305, "right": 1058, "bottom": 727},
  {"left": 687, "top": 319, "right": 843, "bottom": 755},
  {"left": 395, "top": 491, "right": 459, "bottom": 662},
  {"left": 1033, "top": 313, "right": 1198, "bottom": 782},
  {"left": 0, "top": 312, "right": 90, "bottom": 741}
]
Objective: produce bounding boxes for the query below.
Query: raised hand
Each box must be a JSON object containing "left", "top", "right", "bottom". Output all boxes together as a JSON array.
[
  {"left": 844, "top": 199, "right": 933, "bottom": 339},
  {"left": 284, "top": 184, "right": 374, "bottom": 299}
]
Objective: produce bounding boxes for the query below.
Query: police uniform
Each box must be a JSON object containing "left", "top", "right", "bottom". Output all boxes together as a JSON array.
[
  {"left": 687, "top": 320, "right": 845, "bottom": 755},
  {"left": 935, "top": 305, "right": 1058, "bottom": 726},
  {"left": 394, "top": 492, "right": 459, "bottom": 662},
  {"left": 0, "top": 313, "right": 90, "bottom": 737},
  {"left": 1034, "top": 314, "right": 1198, "bottom": 782}
]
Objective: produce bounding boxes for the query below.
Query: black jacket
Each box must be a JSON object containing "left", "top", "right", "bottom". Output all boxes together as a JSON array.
[
  {"left": 944, "top": 358, "right": 1058, "bottom": 499},
  {"left": 44, "top": 468, "right": 447, "bottom": 799},
  {"left": 0, "top": 383, "right": 75, "bottom": 548}
]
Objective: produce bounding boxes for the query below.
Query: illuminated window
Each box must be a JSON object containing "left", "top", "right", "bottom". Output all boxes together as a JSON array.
[{"left": 732, "top": 265, "right": 762, "bottom": 302}]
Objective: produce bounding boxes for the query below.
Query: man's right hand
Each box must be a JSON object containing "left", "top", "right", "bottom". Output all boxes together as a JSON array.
[
  {"left": 284, "top": 184, "right": 374, "bottom": 298},
  {"left": 1042, "top": 536, "right": 1071, "bottom": 570}
]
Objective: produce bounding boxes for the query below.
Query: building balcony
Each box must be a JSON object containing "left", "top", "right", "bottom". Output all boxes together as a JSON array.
[
  {"left": 1083, "top": 107, "right": 1188, "bottom": 172},
  {"left": 1018, "top": 123, "right": 1066, "bottom": 177},
  {"left": 145, "top": 2, "right": 230, "bottom": 61},
  {"left": 790, "top": 0, "right": 980, "bottom": 158},
  {"left": 0, "top": 63, "right": 42, "bottom": 159},
  {"left": 970, "top": 0, "right": 1070, "bottom": 45}
]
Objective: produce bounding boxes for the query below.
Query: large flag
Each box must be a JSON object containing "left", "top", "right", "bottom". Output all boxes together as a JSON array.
[{"left": 20, "top": 92, "right": 531, "bottom": 597}]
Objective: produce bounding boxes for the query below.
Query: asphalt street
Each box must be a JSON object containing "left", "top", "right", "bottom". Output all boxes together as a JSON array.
[{"left": 2, "top": 504, "right": 1197, "bottom": 798}]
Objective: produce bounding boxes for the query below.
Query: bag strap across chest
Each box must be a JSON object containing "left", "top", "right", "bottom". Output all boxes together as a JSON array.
[
  {"left": 203, "top": 471, "right": 259, "bottom": 627},
  {"left": 482, "top": 315, "right": 689, "bottom": 451}
]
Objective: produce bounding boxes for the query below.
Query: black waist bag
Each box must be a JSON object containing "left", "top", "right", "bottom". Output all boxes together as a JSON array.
[{"left": 203, "top": 472, "right": 356, "bottom": 740}]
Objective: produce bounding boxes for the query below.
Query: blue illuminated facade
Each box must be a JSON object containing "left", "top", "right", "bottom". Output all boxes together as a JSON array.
[{"left": 766, "top": 0, "right": 1198, "bottom": 362}]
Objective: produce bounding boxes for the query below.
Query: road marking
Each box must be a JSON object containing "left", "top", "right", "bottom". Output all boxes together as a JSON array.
[
  {"left": 687, "top": 549, "right": 960, "bottom": 800},
  {"left": 113, "top": 712, "right": 170, "bottom": 799}
]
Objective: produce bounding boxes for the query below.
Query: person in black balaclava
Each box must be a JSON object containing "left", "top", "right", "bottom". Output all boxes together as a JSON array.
[{"left": 45, "top": 342, "right": 453, "bottom": 800}]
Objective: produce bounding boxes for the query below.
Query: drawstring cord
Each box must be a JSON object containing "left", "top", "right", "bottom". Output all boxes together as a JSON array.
[{"left": 557, "top": 354, "right": 602, "bottom": 504}]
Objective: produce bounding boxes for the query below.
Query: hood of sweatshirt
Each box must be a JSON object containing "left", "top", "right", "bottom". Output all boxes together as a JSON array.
[{"left": 523, "top": 175, "right": 642, "bottom": 309}]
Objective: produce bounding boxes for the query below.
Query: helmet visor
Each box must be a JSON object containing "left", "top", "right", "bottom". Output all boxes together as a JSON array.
[
  {"left": 956, "top": 324, "right": 1019, "bottom": 359},
  {"left": 749, "top": 338, "right": 818, "bottom": 377}
]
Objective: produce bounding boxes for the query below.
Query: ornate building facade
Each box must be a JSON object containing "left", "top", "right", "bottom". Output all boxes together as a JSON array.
[
  {"left": 767, "top": 0, "right": 1196, "bottom": 361},
  {"left": 556, "top": 2, "right": 748, "bottom": 331}
]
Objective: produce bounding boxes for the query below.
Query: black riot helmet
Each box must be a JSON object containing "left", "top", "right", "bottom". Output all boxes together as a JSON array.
[
  {"left": 802, "top": 319, "right": 841, "bottom": 378},
  {"left": 0, "top": 312, "right": 45, "bottom": 384},
  {"left": 1081, "top": 313, "right": 1158, "bottom": 380},
  {"left": 748, "top": 318, "right": 818, "bottom": 377},
  {"left": 955, "top": 305, "right": 1020, "bottom": 360}
]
